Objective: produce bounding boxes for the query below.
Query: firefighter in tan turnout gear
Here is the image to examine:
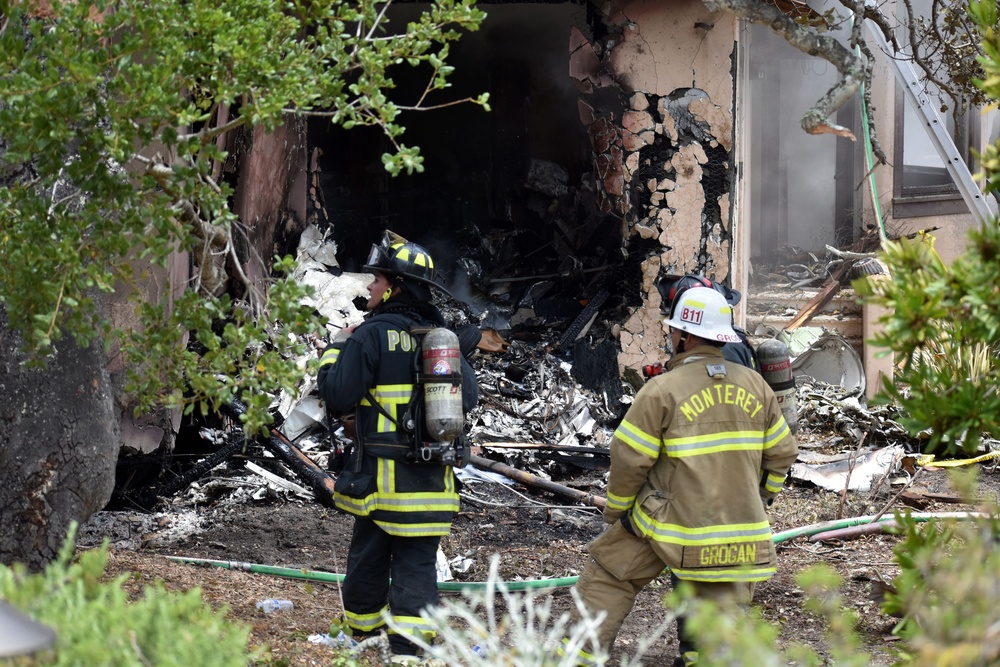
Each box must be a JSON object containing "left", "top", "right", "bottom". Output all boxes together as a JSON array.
[{"left": 564, "top": 287, "right": 798, "bottom": 667}]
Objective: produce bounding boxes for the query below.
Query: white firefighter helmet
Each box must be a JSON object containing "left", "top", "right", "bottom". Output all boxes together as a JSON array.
[{"left": 664, "top": 287, "right": 742, "bottom": 343}]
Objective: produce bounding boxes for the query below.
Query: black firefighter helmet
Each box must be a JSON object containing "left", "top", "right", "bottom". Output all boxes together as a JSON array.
[
  {"left": 657, "top": 273, "right": 742, "bottom": 318},
  {"left": 363, "top": 231, "right": 453, "bottom": 298}
]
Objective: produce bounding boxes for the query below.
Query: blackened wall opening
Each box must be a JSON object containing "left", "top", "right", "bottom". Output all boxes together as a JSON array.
[{"left": 307, "top": 3, "right": 626, "bottom": 334}]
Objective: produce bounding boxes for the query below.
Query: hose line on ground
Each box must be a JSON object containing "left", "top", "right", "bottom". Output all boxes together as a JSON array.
[
  {"left": 166, "top": 555, "right": 579, "bottom": 591},
  {"left": 166, "top": 511, "right": 988, "bottom": 592}
]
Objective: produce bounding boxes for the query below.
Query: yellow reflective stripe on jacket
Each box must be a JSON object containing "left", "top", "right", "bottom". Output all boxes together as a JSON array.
[
  {"left": 379, "top": 458, "right": 457, "bottom": 498},
  {"left": 662, "top": 428, "right": 769, "bottom": 457},
  {"left": 763, "top": 417, "right": 791, "bottom": 448},
  {"left": 631, "top": 505, "right": 772, "bottom": 545},
  {"left": 333, "top": 492, "right": 375, "bottom": 516},
  {"left": 319, "top": 347, "right": 340, "bottom": 367},
  {"left": 374, "top": 520, "right": 454, "bottom": 537},
  {"left": 613, "top": 419, "right": 661, "bottom": 458},
  {"left": 374, "top": 493, "right": 460, "bottom": 513},
  {"left": 672, "top": 565, "right": 776, "bottom": 582},
  {"left": 605, "top": 490, "right": 633, "bottom": 513},
  {"left": 335, "top": 494, "right": 459, "bottom": 515},
  {"left": 359, "top": 383, "right": 415, "bottom": 432},
  {"left": 333, "top": 488, "right": 459, "bottom": 516},
  {"left": 345, "top": 606, "right": 388, "bottom": 633},
  {"left": 379, "top": 456, "right": 393, "bottom": 491},
  {"left": 763, "top": 471, "right": 786, "bottom": 494}
]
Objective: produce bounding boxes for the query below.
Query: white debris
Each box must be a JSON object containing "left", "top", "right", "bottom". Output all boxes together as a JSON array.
[
  {"left": 244, "top": 461, "right": 314, "bottom": 500},
  {"left": 789, "top": 444, "right": 905, "bottom": 492}
]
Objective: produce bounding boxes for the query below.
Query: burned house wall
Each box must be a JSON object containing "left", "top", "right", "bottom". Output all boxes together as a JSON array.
[
  {"left": 103, "top": 116, "right": 309, "bottom": 457},
  {"left": 289, "top": 1, "right": 742, "bottom": 384},
  {"left": 232, "top": 117, "right": 310, "bottom": 290},
  {"left": 579, "top": 0, "right": 738, "bottom": 370},
  {"left": 105, "top": 250, "right": 189, "bottom": 454},
  {"left": 307, "top": 4, "right": 615, "bottom": 324}
]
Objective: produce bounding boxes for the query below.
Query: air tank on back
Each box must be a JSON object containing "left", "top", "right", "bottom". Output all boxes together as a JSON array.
[
  {"left": 757, "top": 337, "right": 799, "bottom": 434},
  {"left": 422, "top": 328, "right": 465, "bottom": 442}
]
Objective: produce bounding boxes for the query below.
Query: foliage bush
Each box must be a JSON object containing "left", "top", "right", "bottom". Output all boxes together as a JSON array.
[
  {"left": 0, "top": 524, "right": 260, "bottom": 667},
  {"left": 0, "top": 0, "right": 488, "bottom": 435},
  {"left": 854, "top": 0, "right": 1000, "bottom": 457},
  {"left": 385, "top": 555, "right": 671, "bottom": 666},
  {"left": 883, "top": 472, "right": 1000, "bottom": 666}
]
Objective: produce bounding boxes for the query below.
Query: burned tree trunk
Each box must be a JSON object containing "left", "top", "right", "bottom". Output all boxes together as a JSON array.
[{"left": 0, "top": 309, "right": 119, "bottom": 570}]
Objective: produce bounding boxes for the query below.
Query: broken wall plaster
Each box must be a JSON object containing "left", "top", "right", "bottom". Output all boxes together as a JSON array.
[
  {"left": 580, "top": 0, "right": 737, "bottom": 375},
  {"left": 607, "top": 84, "right": 735, "bottom": 371},
  {"left": 689, "top": 96, "right": 732, "bottom": 152},
  {"left": 604, "top": 0, "right": 736, "bottom": 109},
  {"left": 617, "top": 257, "right": 668, "bottom": 370}
]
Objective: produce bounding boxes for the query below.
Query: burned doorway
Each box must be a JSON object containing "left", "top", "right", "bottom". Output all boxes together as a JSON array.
[
  {"left": 744, "top": 20, "right": 863, "bottom": 272},
  {"left": 308, "top": 2, "right": 625, "bottom": 323}
]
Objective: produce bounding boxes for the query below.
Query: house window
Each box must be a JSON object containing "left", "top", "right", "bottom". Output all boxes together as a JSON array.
[
  {"left": 892, "top": 1, "right": 978, "bottom": 216},
  {"left": 892, "top": 84, "right": 977, "bottom": 216}
]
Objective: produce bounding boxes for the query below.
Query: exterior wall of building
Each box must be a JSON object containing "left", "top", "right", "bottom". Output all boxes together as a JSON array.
[
  {"left": 233, "top": 117, "right": 309, "bottom": 289},
  {"left": 579, "top": 0, "right": 739, "bottom": 371},
  {"left": 602, "top": 0, "right": 994, "bottom": 391},
  {"left": 866, "top": 24, "right": 982, "bottom": 266}
]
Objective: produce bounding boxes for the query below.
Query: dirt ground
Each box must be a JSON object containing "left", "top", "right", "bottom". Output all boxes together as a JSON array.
[{"left": 78, "top": 435, "right": 1000, "bottom": 667}]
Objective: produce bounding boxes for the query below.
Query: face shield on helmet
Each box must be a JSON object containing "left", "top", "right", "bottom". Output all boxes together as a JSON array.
[
  {"left": 365, "top": 242, "right": 387, "bottom": 269},
  {"left": 361, "top": 230, "right": 453, "bottom": 298},
  {"left": 664, "top": 287, "right": 742, "bottom": 343},
  {"left": 364, "top": 230, "right": 406, "bottom": 273}
]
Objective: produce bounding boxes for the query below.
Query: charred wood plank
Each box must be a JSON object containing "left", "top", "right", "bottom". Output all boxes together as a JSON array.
[
  {"left": 223, "top": 400, "right": 338, "bottom": 508},
  {"left": 469, "top": 453, "right": 606, "bottom": 509},
  {"left": 784, "top": 259, "right": 856, "bottom": 332},
  {"left": 555, "top": 289, "right": 608, "bottom": 350},
  {"left": 153, "top": 432, "right": 247, "bottom": 500}
]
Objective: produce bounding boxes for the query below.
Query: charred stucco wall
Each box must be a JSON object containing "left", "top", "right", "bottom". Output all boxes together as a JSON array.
[
  {"left": 576, "top": 0, "right": 738, "bottom": 370},
  {"left": 105, "top": 116, "right": 309, "bottom": 455},
  {"left": 106, "top": 251, "right": 188, "bottom": 454}
]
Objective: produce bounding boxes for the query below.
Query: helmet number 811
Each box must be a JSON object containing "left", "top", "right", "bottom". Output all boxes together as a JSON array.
[{"left": 681, "top": 307, "right": 703, "bottom": 324}]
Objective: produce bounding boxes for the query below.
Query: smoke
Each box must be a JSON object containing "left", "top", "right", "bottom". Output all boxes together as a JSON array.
[{"left": 746, "top": 19, "right": 854, "bottom": 258}]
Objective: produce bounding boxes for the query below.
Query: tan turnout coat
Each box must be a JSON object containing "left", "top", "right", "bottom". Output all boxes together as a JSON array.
[{"left": 603, "top": 345, "right": 799, "bottom": 582}]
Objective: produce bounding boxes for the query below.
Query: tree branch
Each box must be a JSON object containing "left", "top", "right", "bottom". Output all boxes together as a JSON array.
[
  {"left": 177, "top": 115, "right": 247, "bottom": 144},
  {"left": 705, "top": 0, "right": 867, "bottom": 143}
]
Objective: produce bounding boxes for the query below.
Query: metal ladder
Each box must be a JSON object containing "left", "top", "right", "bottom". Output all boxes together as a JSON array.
[{"left": 866, "top": 21, "right": 998, "bottom": 224}]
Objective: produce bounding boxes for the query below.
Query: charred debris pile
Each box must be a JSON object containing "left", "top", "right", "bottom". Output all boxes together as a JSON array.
[
  {"left": 110, "top": 218, "right": 637, "bottom": 512},
  {"left": 107, "top": 222, "right": 956, "bottom": 516}
]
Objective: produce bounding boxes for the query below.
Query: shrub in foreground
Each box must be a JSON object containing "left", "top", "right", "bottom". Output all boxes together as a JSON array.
[{"left": 0, "top": 524, "right": 261, "bottom": 667}]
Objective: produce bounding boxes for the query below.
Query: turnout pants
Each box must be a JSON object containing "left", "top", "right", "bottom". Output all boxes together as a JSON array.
[
  {"left": 571, "top": 520, "right": 754, "bottom": 658},
  {"left": 341, "top": 517, "right": 441, "bottom": 655}
]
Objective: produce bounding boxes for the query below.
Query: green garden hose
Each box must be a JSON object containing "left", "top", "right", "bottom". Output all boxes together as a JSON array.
[{"left": 167, "top": 511, "right": 986, "bottom": 591}]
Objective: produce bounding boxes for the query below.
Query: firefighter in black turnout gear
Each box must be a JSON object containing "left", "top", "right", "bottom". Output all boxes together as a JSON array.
[{"left": 317, "top": 232, "right": 479, "bottom": 661}]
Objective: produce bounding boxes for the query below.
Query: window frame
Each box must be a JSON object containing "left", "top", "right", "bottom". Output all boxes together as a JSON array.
[{"left": 890, "top": 21, "right": 981, "bottom": 218}]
